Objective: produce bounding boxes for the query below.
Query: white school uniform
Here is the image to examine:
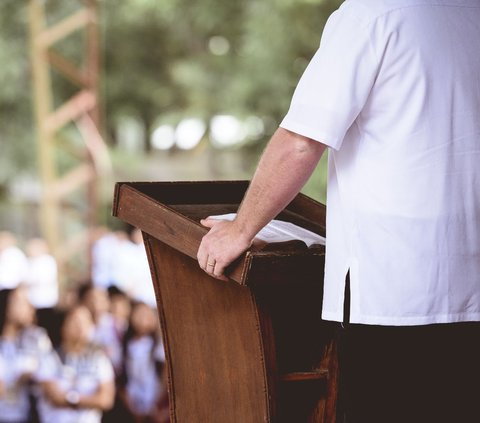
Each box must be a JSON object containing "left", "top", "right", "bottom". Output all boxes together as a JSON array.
[
  {"left": 36, "top": 346, "right": 114, "bottom": 423},
  {"left": 124, "top": 336, "right": 164, "bottom": 416},
  {"left": 0, "top": 327, "right": 52, "bottom": 423}
]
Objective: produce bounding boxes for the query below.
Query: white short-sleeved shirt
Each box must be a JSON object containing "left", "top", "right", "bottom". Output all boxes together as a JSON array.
[
  {"left": 92, "top": 313, "right": 121, "bottom": 368},
  {"left": 36, "top": 346, "right": 114, "bottom": 423},
  {"left": 126, "top": 242, "right": 156, "bottom": 308},
  {"left": 0, "top": 341, "right": 32, "bottom": 423},
  {"left": 26, "top": 254, "right": 59, "bottom": 309},
  {"left": 125, "top": 336, "right": 164, "bottom": 415},
  {"left": 280, "top": 0, "right": 480, "bottom": 325},
  {"left": 0, "top": 327, "right": 52, "bottom": 422},
  {"left": 91, "top": 233, "right": 118, "bottom": 289},
  {"left": 0, "top": 246, "right": 28, "bottom": 290}
]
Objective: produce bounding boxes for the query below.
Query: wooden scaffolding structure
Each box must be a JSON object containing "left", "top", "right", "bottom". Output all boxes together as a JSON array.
[{"left": 28, "top": 0, "right": 110, "bottom": 282}]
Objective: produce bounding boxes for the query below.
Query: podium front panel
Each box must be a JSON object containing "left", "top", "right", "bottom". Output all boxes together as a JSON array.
[
  {"left": 145, "top": 236, "right": 274, "bottom": 422},
  {"left": 113, "top": 181, "right": 337, "bottom": 423}
]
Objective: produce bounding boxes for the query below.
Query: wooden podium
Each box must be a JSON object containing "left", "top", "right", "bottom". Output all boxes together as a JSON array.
[{"left": 113, "top": 181, "right": 338, "bottom": 423}]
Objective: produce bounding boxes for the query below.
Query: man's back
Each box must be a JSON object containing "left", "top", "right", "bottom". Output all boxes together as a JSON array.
[
  {"left": 281, "top": 0, "right": 480, "bottom": 324},
  {"left": 353, "top": 0, "right": 480, "bottom": 218}
]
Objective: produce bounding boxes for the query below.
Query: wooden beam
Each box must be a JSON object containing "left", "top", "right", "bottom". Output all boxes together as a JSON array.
[
  {"left": 36, "top": 8, "right": 93, "bottom": 48},
  {"left": 46, "top": 163, "right": 96, "bottom": 200},
  {"left": 280, "top": 370, "right": 329, "bottom": 382},
  {"left": 29, "top": 0, "right": 103, "bottom": 283},
  {"left": 84, "top": 0, "right": 101, "bottom": 126},
  {"left": 29, "top": 0, "right": 61, "bottom": 259},
  {"left": 76, "top": 114, "right": 112, "bottom": 175},
  {"left": 43, "top": 90, "right": 96, "bottom": 134},
  {"left": 47, "top": 49, "right": 88, "bottom": 87}
]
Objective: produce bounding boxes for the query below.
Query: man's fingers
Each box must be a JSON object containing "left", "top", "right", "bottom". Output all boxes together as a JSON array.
[
  {"left": 211, "top": 261, "right": 229, "bottom": 281},
  {"left": 202, "top": 255, "right": 229, "bottom": 282},
  {"left": 212, "top": 268, "right": 229, "bottom": 282},
  {"left": 197, "top": 218, "right": 239, "bottom": 281},
  {"left": 200, "top": 217, "right": 218, "bottom": 228},
  {"left": 197, "top": 239, "right": 209, "bottom": 270}
]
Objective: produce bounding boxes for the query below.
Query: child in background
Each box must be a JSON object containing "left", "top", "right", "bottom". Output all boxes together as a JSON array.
[
  {"left": 36, "top": 305, "right": 115, "bottom": 423},
  {"left": 79, "top": 285, "right": 120, "bottom": 368},
  {"left": 24, "top": 238, "right": 59, "bottom": 330},
  {"left": 0, "top": 286, "right": 52, "bottom": 423},
  {"left": 108, "top": 286, "right": 132, "bottom": 376},
  {"left": 119, "top": 302, "right": 166, "bottom": 423}
]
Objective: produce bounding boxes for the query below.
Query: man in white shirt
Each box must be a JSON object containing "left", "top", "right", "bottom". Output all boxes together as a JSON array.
[{"left": 197, "top": 1, "right": 480, "bottom": 422}]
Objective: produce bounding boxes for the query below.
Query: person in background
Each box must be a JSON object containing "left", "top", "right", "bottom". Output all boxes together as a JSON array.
[
  {"left": 24, "top": 238, "right": 58, "bottom": 330},
  {"left": 36, "top": 305, "right": 115, "bottom": 423},
  {"left": 91, "top": 227, "right": 156, "bottom": 308},
  {"left": 127, "top": 229, "right": 156, "bottom": 308},
  {"left": 0, "top": 286, "right": 52, "bottom": 423},
  {"left": 106, "top": 231, "right": 135, "bottom": 296},
  {"left": 107, "top": 286, "right": 132, "bottom": 376},
  {"left": 101, "top": 287, "right": 132, "bottom": 423},
  {"left": 91, "top": 227, "right": 118, "bottom": 290},
  {"left": 0, "top": 232, "right": 28, "bottom": 291},
  {"left": 78, "top": 285, "right": 120, "bottom": 369},
  {"left": 119, "top": 302, "right": 166, "bottom": 423}
]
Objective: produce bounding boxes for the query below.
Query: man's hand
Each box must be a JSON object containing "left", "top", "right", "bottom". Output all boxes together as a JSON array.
[
  {"left": 196, "top": 128, "right": 326, "bottom": 281},
  {"left": 197, "top": 218, "right": 253, "bottom": 281}
]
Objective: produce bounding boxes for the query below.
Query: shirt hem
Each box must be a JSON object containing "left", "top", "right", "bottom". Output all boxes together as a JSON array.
[
  {"left": 279, "top": 117, "right": 342, "bottom": 151},
  {"left": 322, "top": 311, "right": 480, "bottom": 326}
]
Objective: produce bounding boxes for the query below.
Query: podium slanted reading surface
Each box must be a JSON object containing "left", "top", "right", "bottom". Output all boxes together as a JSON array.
[{"left": 112, "top": 181, "right": 338, "bottom": 423}]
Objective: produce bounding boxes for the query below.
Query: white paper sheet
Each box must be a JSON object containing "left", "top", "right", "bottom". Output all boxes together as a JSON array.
[{"left": 209, "top": 213, "right": 326, "bottom": 247}]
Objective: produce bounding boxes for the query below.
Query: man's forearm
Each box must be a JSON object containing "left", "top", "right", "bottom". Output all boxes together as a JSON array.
[
  {"left": 198, "top": 127, "right": 326, "bottom": 280},
  {"left": 233, "top": 127, "right": 327, "bottom": 241}
]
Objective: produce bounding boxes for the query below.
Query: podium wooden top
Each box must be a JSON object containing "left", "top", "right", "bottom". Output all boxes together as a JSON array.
[{"left": 113, "top": 181, "right": 326, "bottom": 287}]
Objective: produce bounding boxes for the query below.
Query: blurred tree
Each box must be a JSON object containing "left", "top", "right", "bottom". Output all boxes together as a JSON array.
[
  {"left": 0, "top": 0, "right": 341, "bottom": 206},
  {"left": 0, "top": 0, "right": 88, "bottom": 187},
  {"left": 0, "top": 1, "right": 36, "bottom": 189},
  {"left": 103, "top": 0, "right": 341, "bottom": 154}
]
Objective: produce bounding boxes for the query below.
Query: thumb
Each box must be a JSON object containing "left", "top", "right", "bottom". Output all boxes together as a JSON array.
[{"left": 200, "top": 217, "right": 219, "bottom": 228}]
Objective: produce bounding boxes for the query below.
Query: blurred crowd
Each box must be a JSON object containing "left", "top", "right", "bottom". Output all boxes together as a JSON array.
[{"left": 0, "top": 230, "right": 169, "bottom": 423}]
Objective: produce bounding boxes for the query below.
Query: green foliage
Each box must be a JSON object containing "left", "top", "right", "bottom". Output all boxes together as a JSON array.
[
  {"left": 103, "top": 0, "right": 340, "bottom": 128},
  {"left": 102, "top": 0, "right": 341, "bottom": 202},
  {"left": 0, "top": 0, "right": 342, "bottom": 203},
  {"left": 0, "top": 1, "right": 36, "bottom": 186}
]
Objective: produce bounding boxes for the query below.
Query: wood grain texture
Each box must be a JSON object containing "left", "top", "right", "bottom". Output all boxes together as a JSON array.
[
  {"left": 113, "top": 181, "right": 338, "bottom": 423},
  {"left": 145, "top": 237, "right": 273, "bottom": 423}
]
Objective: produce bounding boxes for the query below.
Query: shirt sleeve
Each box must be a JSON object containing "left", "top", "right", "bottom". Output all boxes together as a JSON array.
[{"left": 280, "top": 2, "right": 379, "bottom": 150}]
